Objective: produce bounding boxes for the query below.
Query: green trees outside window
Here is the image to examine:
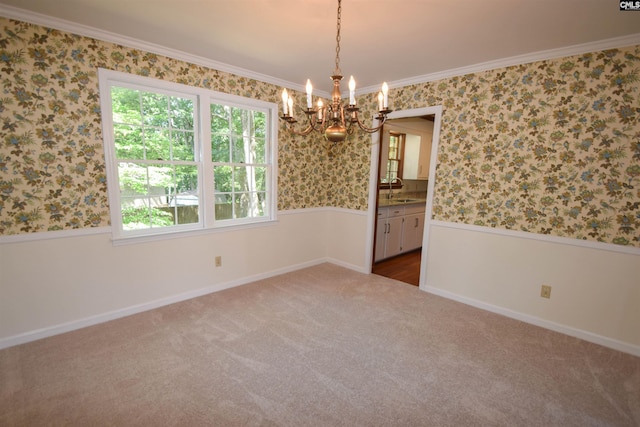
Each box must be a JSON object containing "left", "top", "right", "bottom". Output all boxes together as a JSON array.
[
  {"left": 101, "top": 69, "right": 276, "bottom": 239},
  {"left": 211, "top": 104, "right": 267, "bottom": 221},
  {"left": 111, "top": 86, "right": 198, "bottom": 230}
]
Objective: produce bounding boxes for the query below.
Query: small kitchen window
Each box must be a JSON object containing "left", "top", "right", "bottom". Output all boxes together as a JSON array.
[{"left": 380, "top": 131, "right": 405, "bottom": 188}]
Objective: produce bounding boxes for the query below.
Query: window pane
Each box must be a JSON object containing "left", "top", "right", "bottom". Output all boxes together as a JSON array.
[
  {"left": 215, "top": 193, "right": 232, "bottom": 220},
  {"left": 170, "top": 97, "right": 194, "bottom": 130},
  {"left": 256, "top": 192, "right": 267, "bottom": 216},
  {"left": 119, "top": 162, "right": 151, "bottom": 196},
  {"left": 209, "top": 102, "right": 269, "bottom": 223},
  {"left": 147, "top": 163, "right": 175, "bottom": 191},
  {"left": 142, "top": 92, "right": 169, "bottom": 127},
  {"left": 211, "top": 134, "right": 230, "bottom": 163},
  {"left": 118, "top": 162, "right": 178, "bottom": 197},
  {"left": 389, "top": 136, "right": 399, "bottom": 159},
  {"left": 233, "top": 166, "right": 248, "bottom": 191},
  {"left": 254, "top": 137, "right": 266, "bottom": 163},
  {"left": 232, "top": 135, "right": 247, "bottom": 164},
  {"left": 214, "top": 165, "right": 232, "bottom": 192},
  {"left": 210, "top": 104, "right": 230, "bottom": 131},
  {"left": 121, "top": 198, "right": 151, "bottom": 230},
  {"left": 172, "top": 130, "right": 195, "bottom": 161},
  {"left": 111, "top": 87, "right": 142, "bottom": 125},
  {"left": 170, "top": 162, "right": 199, "bottom": 226},
  {"left": 254, "top": 111, "right": 266, "bottom": 138},
  {"left": 120, "top": 198, "right": 175, "bottom": 230},
  {"left": 231, "top": 192, "right": 267, "bottom": 219},
  {"left": 234, "top": 193, "right": 250, "bottom": 219},
  {"left": 144, "top": 127, "right": 170, "bottom": 160},
  {"left": 175, "top": 165, "right": 198, "bottom": 195},
  {"left": 172, "top": 204, "right": 199, "bottom": 225},
  {"left": 114, "top": 124, "right": 143, "bottom": 159},
  {"left": 231, "top": 107, "right": 244, "bottom": 136},
  {"left": 254, "top": 167, "right": 266, "bottom": 191}
]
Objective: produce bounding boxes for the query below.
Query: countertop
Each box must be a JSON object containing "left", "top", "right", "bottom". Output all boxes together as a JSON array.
[{"left": 378, "top": 197, "right": 427, "bottom": 207}]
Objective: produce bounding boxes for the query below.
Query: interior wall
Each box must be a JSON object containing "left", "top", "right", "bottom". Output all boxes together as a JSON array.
[
  {"left": 0, "top": 16, "right": 327, "bottom": 238},
  {"left": 325, "top": 209, "right": 370, "bottom": 272},
  {"left": 1, "top": 14, "right": 638, "bottom": 356},
  {"left": 0, "top": 210, "right": 329, "bottom": 346},
  {"left": 355, "top": 45, "right": 640, "bottom": 248},
  {"left": 424, "top": 224, "right": 640, "bottom": 354}
]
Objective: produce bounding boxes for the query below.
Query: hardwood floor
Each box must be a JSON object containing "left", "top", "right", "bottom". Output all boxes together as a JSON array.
[{"left": 372, "top": 249, "right": 421, "bottom": 286}]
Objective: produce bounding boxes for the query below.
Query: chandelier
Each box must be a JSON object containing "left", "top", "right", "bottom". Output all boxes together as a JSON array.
[{"left": 280, "top": 0, "right": 392, "bottom": 143}]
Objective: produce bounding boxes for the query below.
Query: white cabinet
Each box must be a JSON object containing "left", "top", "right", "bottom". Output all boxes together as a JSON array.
[
  {"left": 403, "top": 205, "right": 425, "bottom": 252},
  {"left": 375, "top": 204, "right": 425, "bottom": 262},
  {"left": 417, "top": 129, "right": 432, "bottom": 180},
  {"left": 375, "top": 206, "right": 405, "bottom": 262},
  {"left": 389, "top": 120, "right": 433, "bottom": 181},
  {"left": 374, "top": 211, "right": 387, "bottom": 262},
  {"left": 386, "top": 214, "right": 404, "bottom": 259}
]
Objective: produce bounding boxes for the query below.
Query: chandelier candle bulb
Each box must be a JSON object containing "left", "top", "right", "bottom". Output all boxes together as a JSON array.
[
  {"left": 378, "top": 92, "right": 384, "bottom": 111},
  {"left": 288, "top": 97, "right": 294, "bottom": 118},
  {"left": 349, "top": 76, "right": 356, "bottom": 105},
  {"left": 317, "top": 99, "right": 323, "bottom": 120},
  {"left": 306, "top": 79, "right": 313, "bottom": 109},
  {"left": 282, "top": 89, "right": 289, "bottom": 115},
  {"left": 382, "top": 82, "right": 389, "bottom": 109}
]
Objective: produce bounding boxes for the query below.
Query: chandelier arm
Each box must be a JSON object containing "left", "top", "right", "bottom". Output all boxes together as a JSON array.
[
  {"left": 354, "top": 114, "right": 388, "bottom": 134},
  {"left": 283, "top": 120, "right": 315, "bottom": 136},
  {"left": 282, "top": 109, "right": 328, "bottom": 136},
  {"left": 307, "top": 109, "right": 327, "bottom": 133}
]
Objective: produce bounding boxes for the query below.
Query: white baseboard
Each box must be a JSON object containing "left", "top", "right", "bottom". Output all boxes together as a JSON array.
[
  {"left": 8, "top": 257, "right": 635, "bottom": 359},
  {"left": 0, "top": 258, "right": 329, "bottom": 350},
  {"left": 419, "top": 285, "right": 640, "bottom": 358},
  {"left": 325, "top": 257, "right": 369, "bottom": 274}
]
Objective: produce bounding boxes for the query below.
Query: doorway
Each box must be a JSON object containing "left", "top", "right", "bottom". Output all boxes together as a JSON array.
[
  {"left": 366, "top": 106, "right": 442, "bottom": 289},
  {"left": 372, "top": 249, "right": 422, "bottom": 286}
]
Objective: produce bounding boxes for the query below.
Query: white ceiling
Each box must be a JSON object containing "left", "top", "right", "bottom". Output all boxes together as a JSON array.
[{"left": 1, "top": 0, "right": 640, "bottom": 95}]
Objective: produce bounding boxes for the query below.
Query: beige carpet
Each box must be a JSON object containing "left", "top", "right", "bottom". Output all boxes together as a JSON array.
[{"left": 1, "top": 263, "right": 639, "bottom": 426}]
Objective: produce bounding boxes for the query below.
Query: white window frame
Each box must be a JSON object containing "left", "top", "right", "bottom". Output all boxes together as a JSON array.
[{"left": 98, "top": 68, "right": 278, "bottom": 243}]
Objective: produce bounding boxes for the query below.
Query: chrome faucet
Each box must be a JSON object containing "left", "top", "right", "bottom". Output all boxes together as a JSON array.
[{"left": 388, "top": 177, "right": 403, "bottom": 199}]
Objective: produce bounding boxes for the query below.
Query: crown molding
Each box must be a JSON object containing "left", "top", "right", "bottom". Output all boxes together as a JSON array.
[
  {"left": 2, "top": 5, "right": 639, "bottom": 99},
  {"left": 357, "top": 33, "right": 640, "bottom": 94},
  {"left": 0, "top": 4, "right": 309, "bottom": 94}
]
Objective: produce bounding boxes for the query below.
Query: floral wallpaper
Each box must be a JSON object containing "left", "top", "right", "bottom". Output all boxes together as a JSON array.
[
  {"left": 0, "top": 17, "right": 330, "bottom": 234},
  {"left": 1, "top": 16, "right": 638, "bottom": 247},
  {"left": 334, "top": 48, "right": 640, "bottom": 247}
]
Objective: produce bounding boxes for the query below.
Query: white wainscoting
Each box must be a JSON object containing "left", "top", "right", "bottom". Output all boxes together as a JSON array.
[{"left": 422, "top": 222, "right": 640, "bottom": 357}]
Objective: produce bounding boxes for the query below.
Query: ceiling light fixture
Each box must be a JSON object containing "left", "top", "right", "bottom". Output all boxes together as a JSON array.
[{"left": 280, "top": 0, "right": 392, "bottom": 143}]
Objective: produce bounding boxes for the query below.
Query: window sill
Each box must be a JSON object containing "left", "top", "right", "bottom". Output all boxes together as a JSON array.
[{"left": 111, "top": 218, "right": 278, "bottom": 246}]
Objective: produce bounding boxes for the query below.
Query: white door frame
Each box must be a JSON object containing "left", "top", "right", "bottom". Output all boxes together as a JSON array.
[{"left": 365, "top": 105, "right": 443, "bottom": 290}]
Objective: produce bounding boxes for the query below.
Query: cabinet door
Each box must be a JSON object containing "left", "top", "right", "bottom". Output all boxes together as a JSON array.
[
  {"left": 417, "top": 149, "right": 430, "bottom": 179},
  {"left": 386, "top": 216, "right": 404, "bottom": 258},
  {"left": 403, "top": 134, "right": 421, "bottom": 179},
  {"left": 403, "top": 213, "right": 424, "bottom": 252},
  {"left": 374, "top": 218, "right": 387, "bottom": 262}
]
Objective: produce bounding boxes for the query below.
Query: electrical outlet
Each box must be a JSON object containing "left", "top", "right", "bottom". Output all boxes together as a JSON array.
[
  {"left": 215, "top": 256, "right": 222, "bottom": 267},
  {"left": 540, "top": 285, "right": 551, "bottom": 299}
]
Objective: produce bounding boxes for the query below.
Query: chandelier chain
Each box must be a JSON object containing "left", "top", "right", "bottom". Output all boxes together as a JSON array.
[{"left": 334, "top": 0, "right": 342, "bottom": 74}]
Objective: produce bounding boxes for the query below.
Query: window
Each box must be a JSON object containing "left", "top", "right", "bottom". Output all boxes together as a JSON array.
[
  {"left": 379, "top": 130, "right": 405, "bottom": 188},
  {"left": 211, "top": 104, "right": 268, "bottom": 222},
  {"left": 386, "top": 132, "right": 404, "bottom": 183},
  {"left": 99, "top": 69, "right": 277, "bottom": 241}
]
